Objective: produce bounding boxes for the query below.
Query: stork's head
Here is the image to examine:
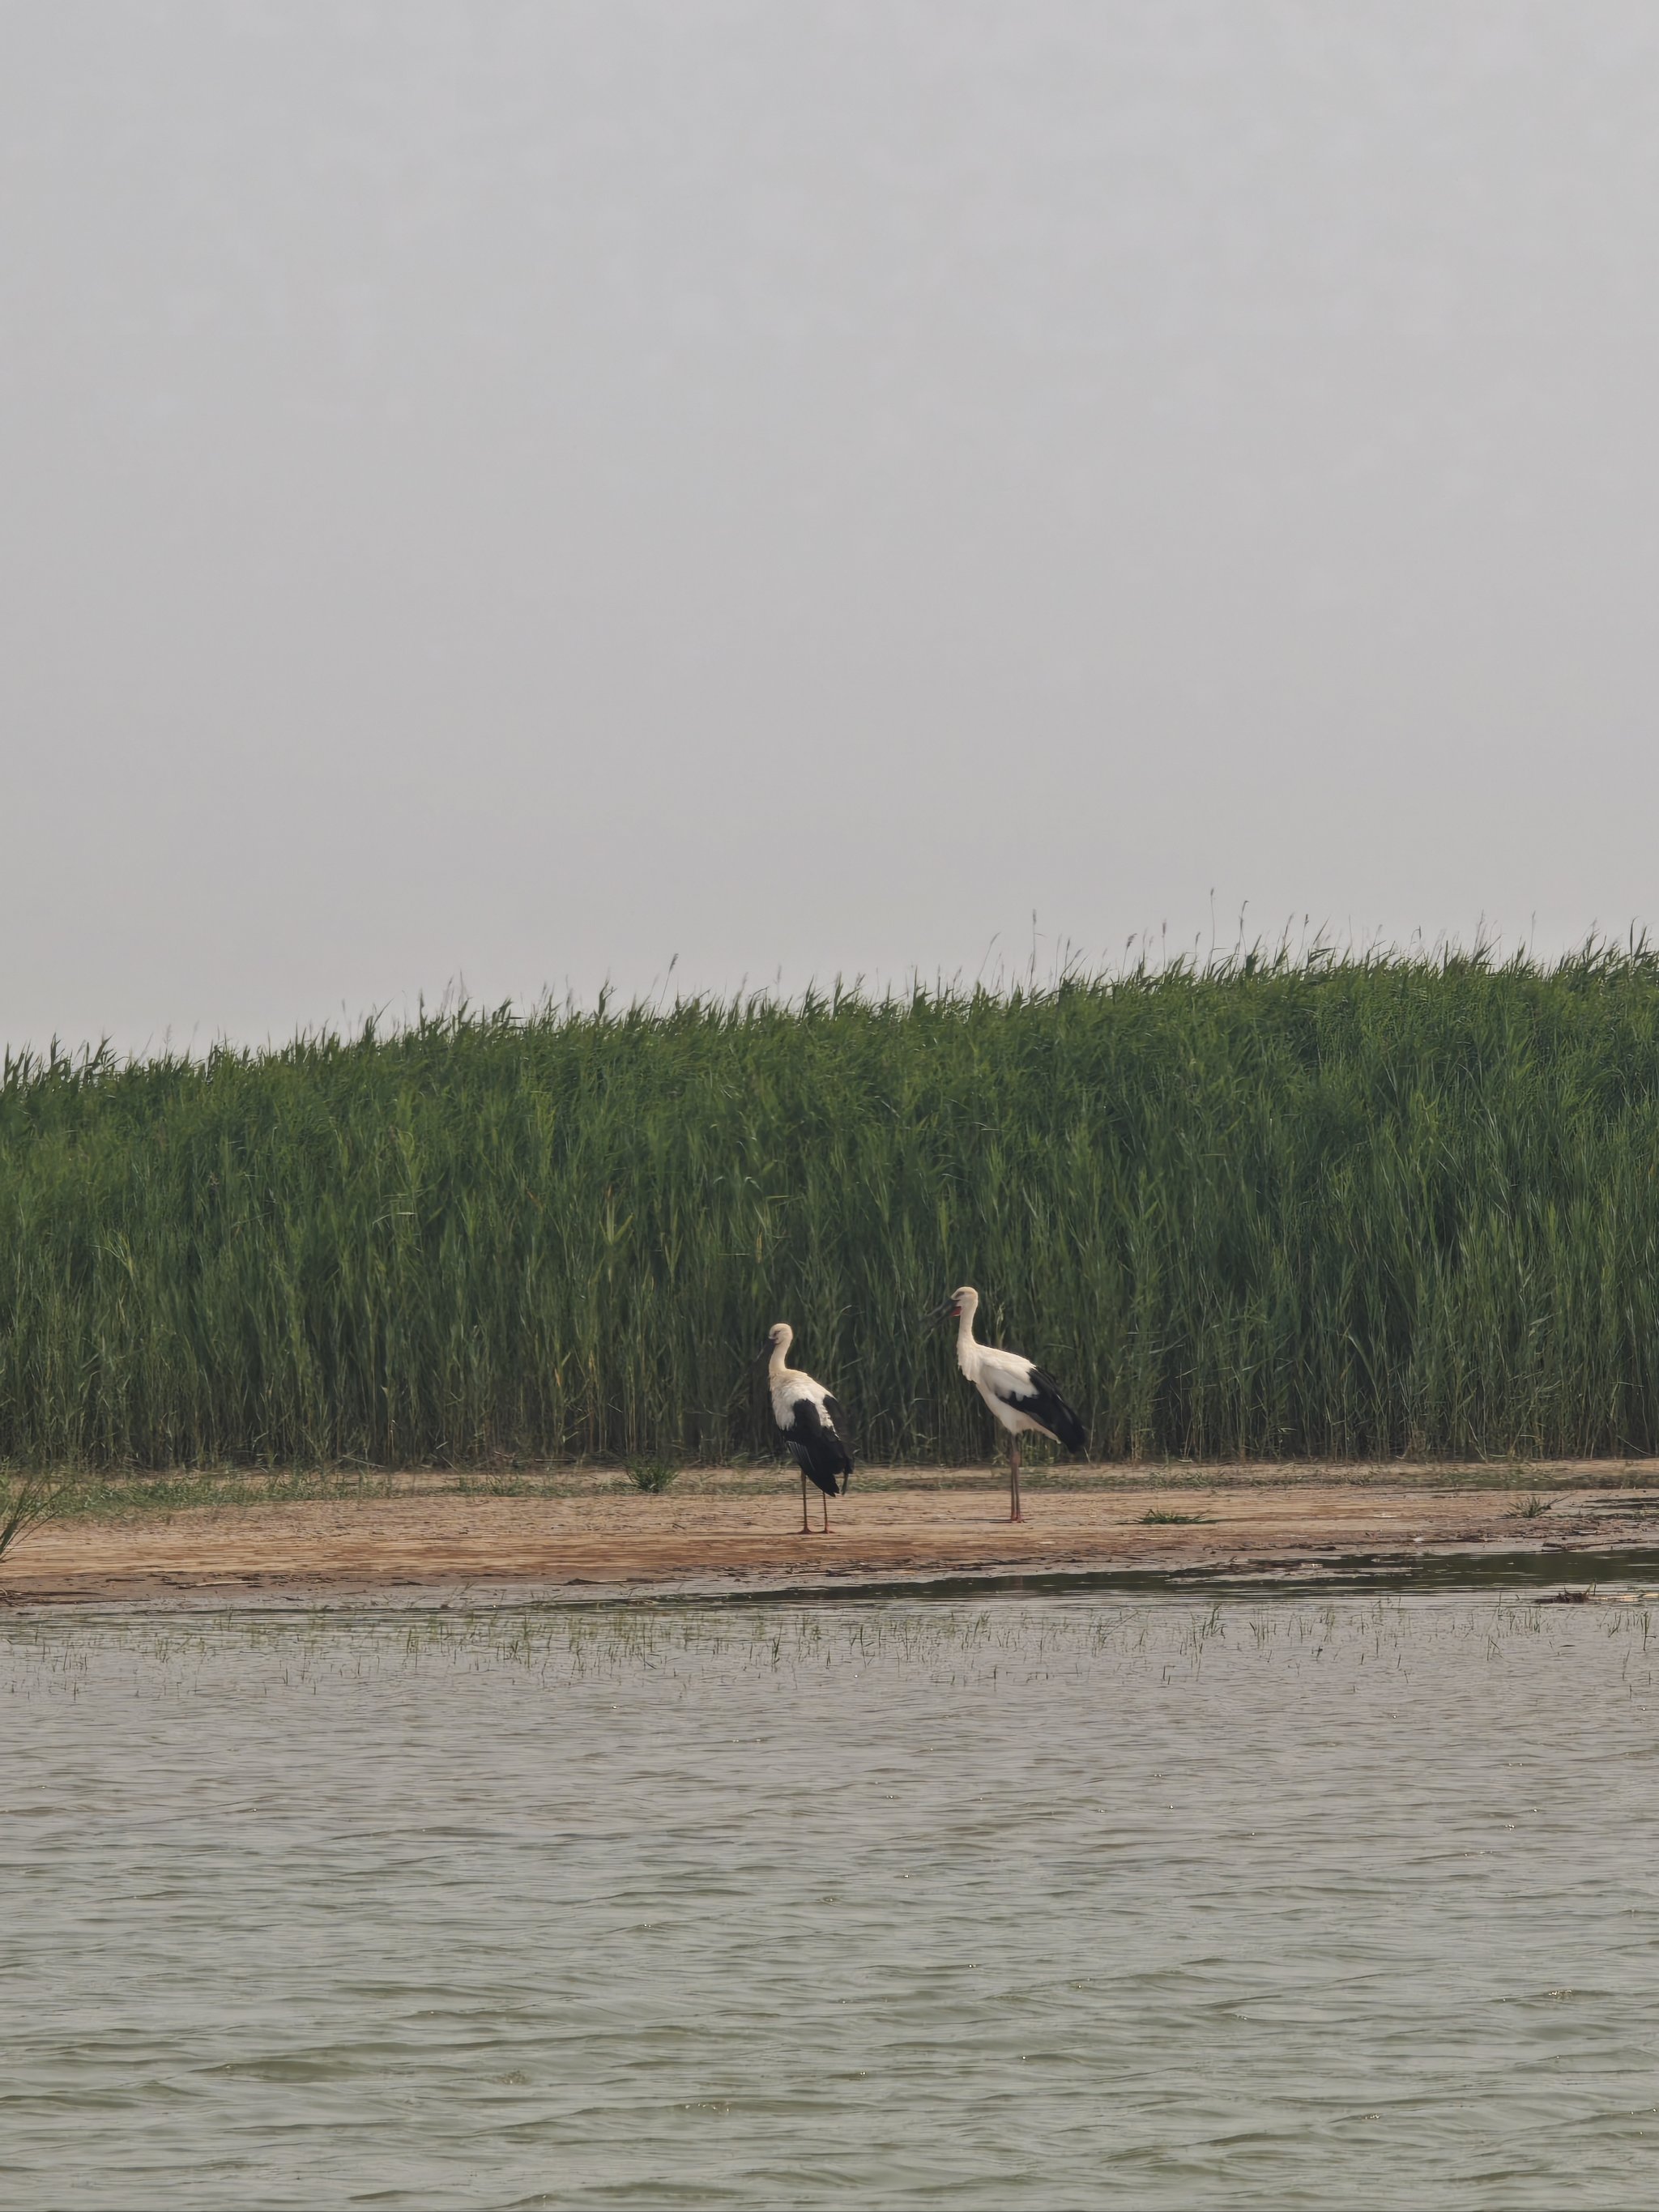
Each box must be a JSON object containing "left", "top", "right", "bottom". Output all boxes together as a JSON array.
[
  {"left": 757, "top": 1320, "right": 793, "bottom": 1362},
  {"left": 923, "top": 1285, "right": 979, "bottom": 1325}
]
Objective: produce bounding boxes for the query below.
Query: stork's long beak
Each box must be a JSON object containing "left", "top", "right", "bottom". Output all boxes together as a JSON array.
[
  {"left": 751, "top": 1343, "right": 772, "bottom": 1366},
  {"left": 922, "top": 1300, "right": 957, "bottom": 1327}
]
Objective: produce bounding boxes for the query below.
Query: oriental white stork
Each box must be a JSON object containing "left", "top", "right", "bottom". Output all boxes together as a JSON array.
[
  {"left": 761, "top": 1322, "right": 854, "bottom": 1534},
  {"left": 927, "top": 1285, "right": 1086, "bottom": 1521}
]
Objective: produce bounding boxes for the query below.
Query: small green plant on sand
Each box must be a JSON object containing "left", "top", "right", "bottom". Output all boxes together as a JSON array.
[
  {"left": 1141, "top": 1509, "right": 1213, "bottom": 1525},
  {"left": 625, "top": 1457, "right": 678, "bottom": 1494},
  {"left": 0, "top": 1468, "right": 61, "bottom": 1562},
  {"left": 1512, "top": 1493, "right": 1550, "bottom": 1519}
]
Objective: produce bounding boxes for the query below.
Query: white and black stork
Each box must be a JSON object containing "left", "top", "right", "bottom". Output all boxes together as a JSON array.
[
  {"left": 761, "top": 1322, "right": 854, "bottom": 1534},
  {"left": 927, "top": 1285, "right": 1086, "bottom": 1521}
]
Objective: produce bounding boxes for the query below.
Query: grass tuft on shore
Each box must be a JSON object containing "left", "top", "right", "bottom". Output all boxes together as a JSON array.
[
  {"left": 9, "top": 945, "right": 1659, "bottom": 1468},
  {"left": 0, "top": 1468, "right": 59, "bottom": 1558},
  {"left": 625, "top": 1458, "right": 679, "bottom": 1494}
]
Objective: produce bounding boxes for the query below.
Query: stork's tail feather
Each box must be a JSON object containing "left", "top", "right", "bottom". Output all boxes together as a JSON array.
[
  {"left": 791, "top": 1436, "right": 853, "bottom": 1500},
  {"left": 1024, "top": 1365, "right": 1088, "bottom": 1456},
  {"left": 1051, "top": 1404, "right": 1088, "bottom": 1456}
]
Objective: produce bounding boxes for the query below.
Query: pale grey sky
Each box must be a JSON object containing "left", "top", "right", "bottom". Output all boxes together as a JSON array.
[{"left": 4, "top": 2, "right": 1657, "bottom": 1051}]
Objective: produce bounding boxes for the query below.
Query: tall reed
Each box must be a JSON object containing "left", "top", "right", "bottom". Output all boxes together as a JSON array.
[{"left": 6, "top": 947, "right": 1659, "bottom": 1468}]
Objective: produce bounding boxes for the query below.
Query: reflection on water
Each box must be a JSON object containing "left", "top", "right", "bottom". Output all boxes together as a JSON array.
[{"left": 4, "top": 1596, "right": 1657, "bottom": 2209}]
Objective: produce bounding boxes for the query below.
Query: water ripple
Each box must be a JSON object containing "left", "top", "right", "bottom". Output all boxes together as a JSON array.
[{"left": 3, "top": 1594, "right": 1656, "bottom": 2207}]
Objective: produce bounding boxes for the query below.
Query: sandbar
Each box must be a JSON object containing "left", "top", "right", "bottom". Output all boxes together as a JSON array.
[{"left": 6, "top": 1463, "right": 1659, "bottom": 1609}]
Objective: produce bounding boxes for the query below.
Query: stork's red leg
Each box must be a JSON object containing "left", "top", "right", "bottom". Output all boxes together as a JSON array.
[
  {"left": 1009, "top": 1434, "right": 1023, "bottom": 1522},
  {"left": 801, "top": 1468, "right": 811, "bottom": 1534}
]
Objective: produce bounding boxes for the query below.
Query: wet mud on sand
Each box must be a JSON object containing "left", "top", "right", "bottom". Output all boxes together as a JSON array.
[{"left": 8, "top": 1464, "right": 1659, "bottom": 1610}]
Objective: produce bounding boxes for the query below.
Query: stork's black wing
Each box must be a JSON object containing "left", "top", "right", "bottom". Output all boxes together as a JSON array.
[
  {"left": 990, "top": 1364, "right": 1087, "bottom": 1455},
  {"left": 782, "top": 1394, "right": 855, "bottom": 1497},
  {"left": 821, "top": 1395, "right": 853, "bottom": 1475}
]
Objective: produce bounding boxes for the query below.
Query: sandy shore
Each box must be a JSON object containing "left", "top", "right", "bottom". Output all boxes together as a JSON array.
[{"left": 5, "top": 1463, "right": 1659, "bottom": 1609}]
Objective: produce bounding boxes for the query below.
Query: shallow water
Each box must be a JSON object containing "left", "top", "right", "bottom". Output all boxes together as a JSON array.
[{"left": 4, "top": 1593, "right": 1657, "bottom": 2210}]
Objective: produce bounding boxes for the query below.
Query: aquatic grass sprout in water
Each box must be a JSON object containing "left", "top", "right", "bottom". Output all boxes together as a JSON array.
[
  {"left": 4, "top": 1593, "right": 1657, "bottom": 2209},
  {"left": 13, "top": 948, "right": 1659, "bottom": 1466}
]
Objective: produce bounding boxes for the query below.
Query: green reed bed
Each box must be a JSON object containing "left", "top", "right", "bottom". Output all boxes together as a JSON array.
[{"left": 8, "top": 946, "right": 1659, "bottom": 1469}]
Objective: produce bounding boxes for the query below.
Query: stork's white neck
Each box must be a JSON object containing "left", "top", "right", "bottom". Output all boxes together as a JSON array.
[
  {"left": 954, "top": 1298, "right": 983, "bottom": 1375},
  {"left": 768, "top": 1334, "right": 794, "bottom": 1383}
]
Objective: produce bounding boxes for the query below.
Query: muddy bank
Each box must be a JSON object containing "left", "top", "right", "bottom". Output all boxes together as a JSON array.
[{"left": 6, "top": 1464, "right": 1659, "bottom": 1609}]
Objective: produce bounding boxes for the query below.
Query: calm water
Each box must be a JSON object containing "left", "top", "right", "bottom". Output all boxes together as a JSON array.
[{"left": 4, "top": 1593, "right": 1657, "bottom": 2210}]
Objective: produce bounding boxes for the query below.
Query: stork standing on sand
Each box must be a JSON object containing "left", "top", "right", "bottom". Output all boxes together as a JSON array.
[
  {"left": 927, "top": 1285, "right": 1086, "bottom": 1521},
  {"left": 761, "top": 1323, "right": 854, "bottom": 1534}
]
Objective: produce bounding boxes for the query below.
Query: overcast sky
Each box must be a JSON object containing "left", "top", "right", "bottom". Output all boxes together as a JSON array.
[{"left": 4, "top": 2, "right": 1657, "bottom": 1052}]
